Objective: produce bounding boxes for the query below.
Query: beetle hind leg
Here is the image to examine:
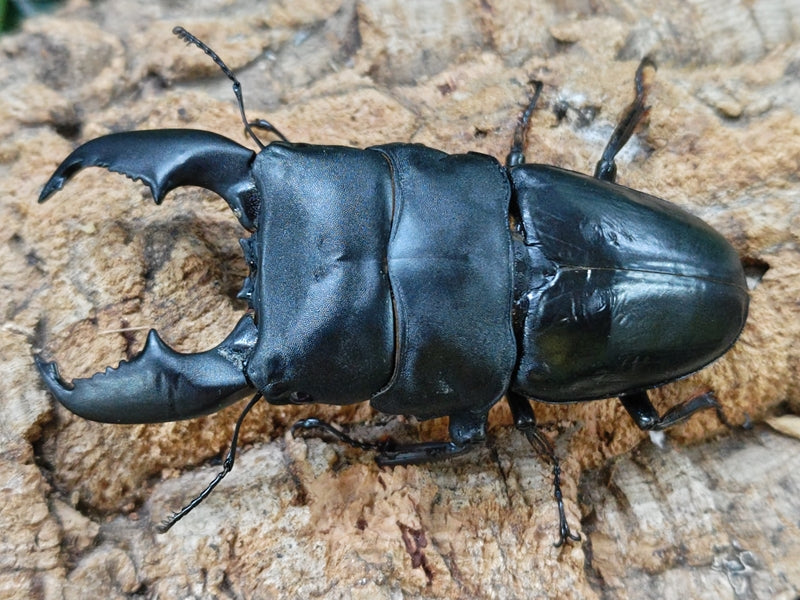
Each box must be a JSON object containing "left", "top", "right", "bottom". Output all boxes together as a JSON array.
[
  {"left": 507, "top": 393, "right": 581, "bottom": 547},
  {"left": 619, "top": 389, "right": 743, "bottom": 431}
]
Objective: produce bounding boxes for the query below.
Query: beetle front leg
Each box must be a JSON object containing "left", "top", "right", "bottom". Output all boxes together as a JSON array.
[
  {"left": 507, "top": 392, "right": 581, "bottom": 547},
  {"left": 292, "top": 411, "right": 487, "bottom": 466},
  {"left": 618, "top": 389, "right": 739, "bottom": 431},
  {"left": 374, "top": 410, "right": 487, "bottom": 466},
  {"left": 291, "top": 417, "right": 390, "bottom": 452}
]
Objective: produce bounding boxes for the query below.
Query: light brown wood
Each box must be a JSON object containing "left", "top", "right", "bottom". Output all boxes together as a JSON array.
[{"left": 1, "top": 1, "right": 798, "bottom": 598}]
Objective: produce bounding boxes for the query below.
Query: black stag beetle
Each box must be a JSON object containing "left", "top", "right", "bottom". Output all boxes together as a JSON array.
[{"left": 35, "top": 27, "right": 749, "bottom": 544}]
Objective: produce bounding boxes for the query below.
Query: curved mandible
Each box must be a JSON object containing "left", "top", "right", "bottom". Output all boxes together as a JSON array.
[
  {"left": 35, "top": 314, "right": 258, "bottom": 423},
  {"left": 39, "top": 129, "right": 261, "bottom": 230}
]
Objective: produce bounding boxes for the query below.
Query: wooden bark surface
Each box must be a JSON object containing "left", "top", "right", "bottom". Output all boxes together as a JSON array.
[{"left": 1, "top": 1, "right": 799, "bottom": 598}]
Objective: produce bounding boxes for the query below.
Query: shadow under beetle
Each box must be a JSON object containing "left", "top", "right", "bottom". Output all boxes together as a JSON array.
[{"left": 34, "top": 27, "right": 749, "bottom": 544}]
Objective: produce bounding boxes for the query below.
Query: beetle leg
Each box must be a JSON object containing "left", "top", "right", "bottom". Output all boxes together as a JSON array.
[
  {"left": 292, "top": 412, "right": 487, "bottom": 466},
  {"left": 374, "top": 410, "right": 487, "bottom": 466},
  {"left": 507, "top": 392, "right": 581, "bottom": 547},
  {"left": 374, "top": 440, "right": 475, "bottom": 466},
  {"left": 594, "top": 57, "right": 656, "bottom": 183},
  {"left": 506, "top": 81, "right": 544, "bottom": 167},
  {"left": 291, "top": 417, "right": 389, "bottom": 452},
  {"left": 157, "top": 392, "right": 265, "bottom": 533},
  {"left": 618, "top": 389, "right": 738, "bottom": 431}
]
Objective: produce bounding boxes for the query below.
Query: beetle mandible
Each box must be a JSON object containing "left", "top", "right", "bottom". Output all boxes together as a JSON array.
[{"left": 34, "top": 27, "right": 749, "bottom": 544}]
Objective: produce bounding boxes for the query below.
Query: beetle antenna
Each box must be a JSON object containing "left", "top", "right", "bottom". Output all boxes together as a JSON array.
[
  {"left": 506, "top": 80, "right": 544, "bottom": 167},
  {"left": 157, "top": 392, "right": 264, "bottom": 533},
  {"left": 172, "top": 26, "right": 289, "bottom": 148}
]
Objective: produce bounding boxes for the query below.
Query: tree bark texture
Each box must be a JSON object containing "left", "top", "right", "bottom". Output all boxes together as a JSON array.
[{"left": 1, "top": 1, "right": 798, "bottom": 598}]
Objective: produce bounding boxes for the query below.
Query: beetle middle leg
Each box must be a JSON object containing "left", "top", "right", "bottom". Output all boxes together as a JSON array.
[
  {"left": 506, "top": 80, "right": 544, "bottom": 167},
  {"left": 594, "top": 56, "right": 656, "bottom": 183},
  {"left": 618, "top": 389, "right": 742, "bottom": 431},
  {"left": 507, "top": 392, "right": 581, "bottom": 547}
]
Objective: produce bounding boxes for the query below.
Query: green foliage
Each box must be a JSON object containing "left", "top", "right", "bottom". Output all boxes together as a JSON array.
[{"left": 1, "top": 0, "right": 64, "bottom": 33}]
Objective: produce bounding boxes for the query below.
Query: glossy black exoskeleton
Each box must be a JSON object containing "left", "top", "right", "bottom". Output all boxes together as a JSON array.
[{"left": 35, "top": 28, "right": 748, "bottom": 543}]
